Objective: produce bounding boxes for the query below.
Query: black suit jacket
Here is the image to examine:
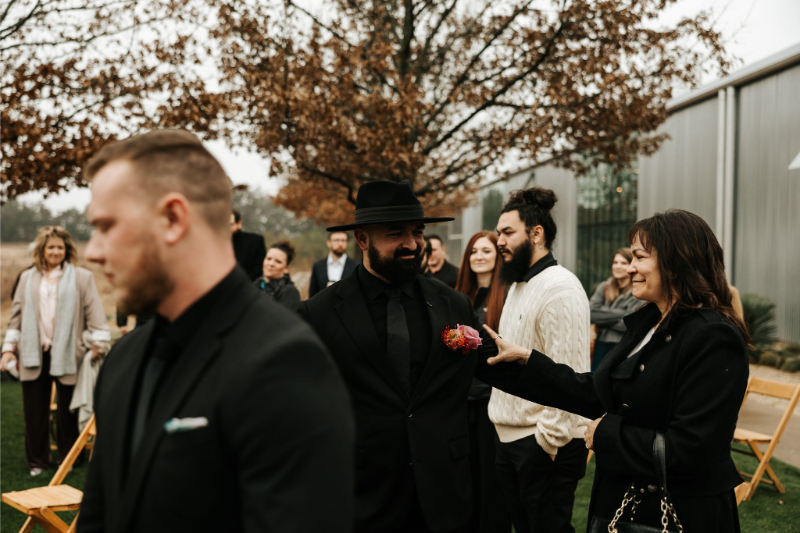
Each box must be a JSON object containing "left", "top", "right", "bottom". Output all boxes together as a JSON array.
[
  {"left": 431, "top": 260, "right": 459, "bottom": 289},
  {"left": 515, "top": 303, "right": 748, "bottom": 530},
  {"left": 232, "top": 231, "right": 267, "bottom": 281},
  {"left": 308, "top": 256, "right": 359, "bottom": 297},
  {"left": 78, "top": 268, "right": 354, "bottom": 533},
  {"left": 299, "top": 267, "right": 525, "bottom": 533}
]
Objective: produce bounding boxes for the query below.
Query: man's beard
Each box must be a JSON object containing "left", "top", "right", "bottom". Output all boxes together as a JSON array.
[
  {"left": 368, "top": 244, "right": 423, "bottom": 285},
  {"left": 500, "top": 239, "right": 533, "bottom": 284},
  {"left": 116, "top": 241, "right": 174, "bottom": 316}
]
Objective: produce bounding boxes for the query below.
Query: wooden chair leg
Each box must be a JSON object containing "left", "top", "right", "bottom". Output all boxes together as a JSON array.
[
  {"left": 31, "top": 508, "right": 70, "bottom": 533},
  {"left": 19, "top": 517, "right": 35, "bottom": 533},
  {"left": 747, "top": 441, "right": 785, "bottom": 496},
  {"left": 66, "top": 511, "right": 80, "bottom": 533}
]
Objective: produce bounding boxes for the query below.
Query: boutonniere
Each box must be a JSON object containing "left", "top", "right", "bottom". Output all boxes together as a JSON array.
[{"left": 441, "top": 324, "right": 483, "bottom": 354}]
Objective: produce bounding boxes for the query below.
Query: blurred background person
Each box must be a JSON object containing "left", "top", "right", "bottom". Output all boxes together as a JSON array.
[
  {"left": 589, "top": 248, "right": 641, "bottom": 371},
  {"left": 426, "top": 234, "right": 459, "bottom": 288},
  {"left": 420, "top": 238, "right": 433, "bottom": 277},
  {"left": 455, "top": 230, "right": 511, "bottom": 533},
  {"left": 231, "top": 209, "right": 267, "bottom": 281},
  {"left": 255, "top": 241, "right": 301, "bottom": 309},
  {"left": 0, "top": 226, "right": 110, "bottom": 476},
  {"left": 308, "top": 231, "right": 359, "bottom": 298}
]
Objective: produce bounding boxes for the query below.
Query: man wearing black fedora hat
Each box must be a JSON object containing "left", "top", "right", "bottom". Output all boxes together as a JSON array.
[{"left": 299, "top": 180, "right": 529, "bottom": 533}]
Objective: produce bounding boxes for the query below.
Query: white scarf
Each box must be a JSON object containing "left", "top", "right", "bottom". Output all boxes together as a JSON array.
[{"left": 20, "top": 263, "right": 77, "bottom": 376}]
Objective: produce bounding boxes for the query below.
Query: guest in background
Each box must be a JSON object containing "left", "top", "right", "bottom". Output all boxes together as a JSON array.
[
  {"left": 230, "top": 209, "right": 267, "bottom": 281},
  {"left": 589, "top": 248, "right": 642, "bottom": 371},
  {"left": 420, "top": 238, "right": 433, "bottom": 277},
  {"left": 455, "top": 231, "right": 511, "bottom": 533},
  {"left": 426, "top": 234, "right": 459, "bottom": 288},
  {"left": 308, "top": 231, "right": 359, "bottom": 298},
  {"left": 255, "top": 241, "right": 301, "bottom": 309},
  {"left": 0, "top": 226, "right": 110, "bottom": 476}
]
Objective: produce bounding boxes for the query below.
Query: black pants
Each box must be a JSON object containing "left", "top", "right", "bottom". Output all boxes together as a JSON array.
[
  {"left": 21, "top": 349, "right": 79, "bottom": 470},
  {"left": 467, "top": 399, "right": 512, "bottom": 533},
  {"left": 495, "top": 433, "right": 587, "bottom": 533}
]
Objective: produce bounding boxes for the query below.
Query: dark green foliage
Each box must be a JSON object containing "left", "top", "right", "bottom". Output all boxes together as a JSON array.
[
  {"left": 780, "top": 358, "right": 800, "bottom": 373},
  {"left": 760, "top": 352, "right": 781, "bottom": 368},
  {"left": 741, "top": 293, "right": 778, "bottom": 357},
  {"left": 0, "top": 200, "right": 93, "bottom": 242}
]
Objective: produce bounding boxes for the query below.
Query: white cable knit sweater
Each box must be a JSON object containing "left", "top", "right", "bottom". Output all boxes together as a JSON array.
[{"left": 488, "top": 264, "right": 591, "bottom": 455}]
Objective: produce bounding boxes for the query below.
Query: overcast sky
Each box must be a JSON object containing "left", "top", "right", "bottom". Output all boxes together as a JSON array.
[{"left": 14, "top": 0, "right": 800, "bottom": 213}]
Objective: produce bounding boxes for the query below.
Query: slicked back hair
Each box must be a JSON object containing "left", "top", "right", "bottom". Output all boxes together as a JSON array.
[{"left": 84, "top": 130, "right": 232, "bottom": 235}]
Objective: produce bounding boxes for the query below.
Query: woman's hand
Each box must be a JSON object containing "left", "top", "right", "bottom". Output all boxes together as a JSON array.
[
  {"left": 482, "top": 325, "right": 531, "bottom": 365},
  {"left": 0, "top": 351, "right": 17, "bottom": 372},
  {"left": 584, "top": 417, "right": 602, "bottom": 450}
]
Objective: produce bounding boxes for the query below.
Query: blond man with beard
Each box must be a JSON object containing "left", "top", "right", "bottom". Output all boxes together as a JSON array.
[{"left": 76, "top": 130, "right": 354, "bottom": 533}]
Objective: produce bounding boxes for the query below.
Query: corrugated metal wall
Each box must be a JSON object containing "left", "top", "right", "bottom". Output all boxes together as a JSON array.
[
  {"left": 638, "top": 97, "right": 720, "bottom": 231},
  {"left": 733, "top": 64, "right": 800, "bottom": 342}
]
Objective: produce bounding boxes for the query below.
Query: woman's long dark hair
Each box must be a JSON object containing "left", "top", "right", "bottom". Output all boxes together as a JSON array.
[
  {"left": 627, "top": 209, "right": 749, "bottom": 344},
  {"left": 455, "top": 231, "right": 507, "bottom": 331}
]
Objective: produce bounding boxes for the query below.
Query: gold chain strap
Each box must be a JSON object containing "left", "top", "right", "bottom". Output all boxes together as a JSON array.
[
  {"left": 608, "top": 485, "right": 637, "bottom": 533},
  {"left": 659, "top": 494, "right": 684, "bottom": 533}
]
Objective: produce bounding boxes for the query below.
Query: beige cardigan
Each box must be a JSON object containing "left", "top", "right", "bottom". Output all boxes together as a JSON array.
[{"left": 4, "top": 266, "right": 110, "bottom": 385}]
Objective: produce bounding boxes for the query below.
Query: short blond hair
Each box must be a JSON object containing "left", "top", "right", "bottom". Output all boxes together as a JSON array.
[
  {"left": 32, "top": 226, "right": 78, "bottom": 272},
  {"left": 84, "top": 130, "right": 232, "bottom": 234}
]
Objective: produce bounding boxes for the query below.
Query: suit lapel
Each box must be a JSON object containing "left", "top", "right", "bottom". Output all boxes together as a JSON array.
[
  {"left": 409, "top": 277, "right": 451, "bottom": 408},
  {"left": 116, "top": 277, "right": 259, "bottom": 532},
  {"left": 334, "top": 274, "right": 409, "bottom": 401}
]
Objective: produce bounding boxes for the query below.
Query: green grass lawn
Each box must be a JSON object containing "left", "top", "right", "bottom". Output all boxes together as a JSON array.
[{"left": 2, "top": 380, "right": 799, "bottom": 532}]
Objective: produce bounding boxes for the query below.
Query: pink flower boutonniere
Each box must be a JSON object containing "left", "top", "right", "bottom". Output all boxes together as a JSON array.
[{"left": 441, "top": 324, "right": 483, "bottom": 354}]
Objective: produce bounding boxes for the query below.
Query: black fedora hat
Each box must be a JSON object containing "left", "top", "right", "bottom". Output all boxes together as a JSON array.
[{"left": 326, "top": 180, "right": 454, "bottom": 232}]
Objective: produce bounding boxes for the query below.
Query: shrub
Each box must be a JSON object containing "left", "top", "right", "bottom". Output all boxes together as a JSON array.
[
  {"left": 740, "top": 293, "right": 777, "bottom": 354},
  {"left": 780, "top": 357, "right": 800, "bottom": 373},
  {"left": 759, "top": 352, "right": 780, "bottom": 368}
]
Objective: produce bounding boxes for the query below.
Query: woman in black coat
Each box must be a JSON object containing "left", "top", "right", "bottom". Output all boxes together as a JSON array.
[
  {"left": 254, "top": 241, "right": 301, "bottom": 310},
  {"left": 486, "top": 209, "right": 749, "bottom": 532}
]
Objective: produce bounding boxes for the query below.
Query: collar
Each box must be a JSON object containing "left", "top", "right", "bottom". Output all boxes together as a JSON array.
[
  {"left": 520, "top": 252, "right": 558, "bottom": 282},
  {"left": 157, "top": 266, "right": 242, "bottom": 349},
  {"left": 328, "top": 253, "right": 347, "bottom": 265},
  {"left": 357, "top": 264, "right": 416, "bottom": 300}
]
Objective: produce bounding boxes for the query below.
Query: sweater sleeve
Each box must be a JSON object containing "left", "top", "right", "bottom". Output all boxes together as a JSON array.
[
  {"left": 533, "top": 292, "right": 592, "bottom": 455},
  {"left": 2, "top": 270, "right": 28, "bottom": 353}
]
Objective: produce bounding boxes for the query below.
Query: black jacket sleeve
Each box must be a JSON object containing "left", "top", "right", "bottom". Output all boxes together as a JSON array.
[
  {"left": 249, "top": 237, "right": 267, "bottom": 281},
  {"left": 75, "top": 366, "right": 107, "bottom": 533},
  {"left": 308, "top": 263, "right": 321, "bottom": 298},
  {"left": 278, "top": 285, "right": 302, "bottom": 311},
  {"left": 221, "top": 333, "right": 354, "bottom": 533},
  {"left": 592, "top": 322, "right": 748, "bottom": 482}
]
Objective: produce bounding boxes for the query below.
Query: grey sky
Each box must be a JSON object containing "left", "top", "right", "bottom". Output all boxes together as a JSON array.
[{"left": 16, "top": 0, "right": 800, "bottom": 213}]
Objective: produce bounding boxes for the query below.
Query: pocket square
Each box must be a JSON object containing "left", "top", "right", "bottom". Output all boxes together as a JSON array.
[{"left": 164, "top": 417, "right": 208, "bottom": 434}]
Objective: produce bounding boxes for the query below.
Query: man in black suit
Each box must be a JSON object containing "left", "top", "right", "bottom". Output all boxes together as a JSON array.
[
  {"left": 299, "top": 180, "right": 527, "bottom": 533},
  {"left": 230, "top": 210, "right": 267, "bottom": 281},
  {"left": 308, "top": 231, "right": 359, "bottom": 297},
  {"left": 426, "top": 235, "right": 459, "bottom": 288},
  {"left": 79, "top": 130, "right": 354, "bottom": 533}
]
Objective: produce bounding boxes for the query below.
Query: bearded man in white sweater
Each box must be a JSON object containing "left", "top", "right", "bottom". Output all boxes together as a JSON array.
[{"left": 488, "top": 187, "right": 591, "bottom": 533}]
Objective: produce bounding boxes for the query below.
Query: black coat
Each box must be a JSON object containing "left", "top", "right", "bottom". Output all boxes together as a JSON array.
[
  {"left": 232, "top": 231, "right": 267, "bottom": 281},
  {"left": 254, "top": 274, "right": 301, "bottom": 310},
  {"left": 78, "top": 268, "right": 354, "bottom": 533},
  {"left": 308, "top": 256, "right": 359, "bottom": 297},
  {"left": 516, "top": 303, "right": 748, "bottom": 531},
  {"left": 431, "top": 260, "right": 459, "bottom": 288},
  {"left": 299, "top": 267, "right": 525, "bottom": 533}
]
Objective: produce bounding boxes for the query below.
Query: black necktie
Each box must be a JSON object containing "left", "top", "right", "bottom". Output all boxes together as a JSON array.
[
  {"left": 131, "top": 335, "right": 174, "bottom": 458},
  {"left": 384, "top": 287, "right": 411, "bottom": 398}
]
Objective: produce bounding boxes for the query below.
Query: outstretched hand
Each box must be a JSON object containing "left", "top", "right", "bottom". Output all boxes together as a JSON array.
[{"left": 482, "top": 325, "right": 531, "bottom": 365}]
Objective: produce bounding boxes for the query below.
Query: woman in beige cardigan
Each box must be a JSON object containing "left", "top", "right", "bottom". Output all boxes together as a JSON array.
[{"left": 0, "top": 226, "right": 110, "bottom": 476}]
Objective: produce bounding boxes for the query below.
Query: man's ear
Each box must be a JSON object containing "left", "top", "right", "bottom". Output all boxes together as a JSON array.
[
  {"left": 529, "top": 225, "right": 544, "bottom": 246},
  {"left": 158, "top": 193, "right": 191, "bottom": 245},
  {"left": 353, "top": 228, "right": 369, "bottom": 251}
]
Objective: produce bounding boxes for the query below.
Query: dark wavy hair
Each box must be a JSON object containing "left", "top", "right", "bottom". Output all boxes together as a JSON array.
[
  {"left": 627, "top": 209, "right": 749, "bottom": 344},
  {"left": 269, "top": 240, "right": 296, "bottom": 266},
  {"left": 500, "top": 187, "right": 558, "bottom": 249},
  {"left": 455, "top": 231, "right": 507, "bottom": 331}
]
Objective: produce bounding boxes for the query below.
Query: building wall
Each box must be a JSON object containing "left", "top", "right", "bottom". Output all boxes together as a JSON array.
[
  {"left": 733, "top": 64, "right": 800, "bottom": 342},
  {"left": 637, "top": 96, "right": 720, "bottom": 230}
]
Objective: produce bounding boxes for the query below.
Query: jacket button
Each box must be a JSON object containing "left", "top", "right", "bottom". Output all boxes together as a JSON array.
[
  {"left": 665, "top": 334, "right": 672, "bottom": 343},
  {"left": 648, "top": 484, "right": 658, "bottom": 493},
  {"left": 639, "top": 364, "right": 645, "bottom": 372},
  {"left": 621, "top": 403, "right": 630, "bottom": 410},
  {"left": 408, "top": 413, "right": 413, "bottom": 418}
]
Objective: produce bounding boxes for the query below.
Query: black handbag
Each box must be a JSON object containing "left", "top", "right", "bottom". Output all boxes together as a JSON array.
[{"left": 589, "top": 433, "right": 683, "bottom": 533}]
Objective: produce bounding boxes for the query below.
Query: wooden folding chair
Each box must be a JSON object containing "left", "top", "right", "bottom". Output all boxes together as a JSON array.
[
  {"left": 732, "top": 377, "right": 800, "bottom": 501},
  {"left": 735, "top": 482, "right": 751, "bottom": 506},
  {"left": 2, "top": 415, "right": 96, "bottom": 533},
  {"left": 586, "top": 449, "right": 594, "bottom": 465},
  {"left": 50, "top": 382, "right": 58, "bottom": 451}
]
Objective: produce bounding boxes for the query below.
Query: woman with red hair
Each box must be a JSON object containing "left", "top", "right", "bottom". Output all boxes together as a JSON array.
[{"left": 455, "top": 231, "right": 511, "bottom": 533}]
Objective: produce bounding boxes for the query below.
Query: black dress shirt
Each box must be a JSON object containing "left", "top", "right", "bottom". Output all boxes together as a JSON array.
[
  {"left": 128, "top": 267, "right": 242, "bottom": 468},
  {"left": 357, "top": 266, "right": 432, "bottom": 394},
  {"left": 519, "top": 251, "right": 558, "bottom": 282}
]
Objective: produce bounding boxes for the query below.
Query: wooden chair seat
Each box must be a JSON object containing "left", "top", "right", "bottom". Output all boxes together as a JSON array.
[
  {"left": 2, "top": 485, "right": 84, "bottom": 514},
  {"left": 733, "top": 428, "right": 773, "bottom": 443}
]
